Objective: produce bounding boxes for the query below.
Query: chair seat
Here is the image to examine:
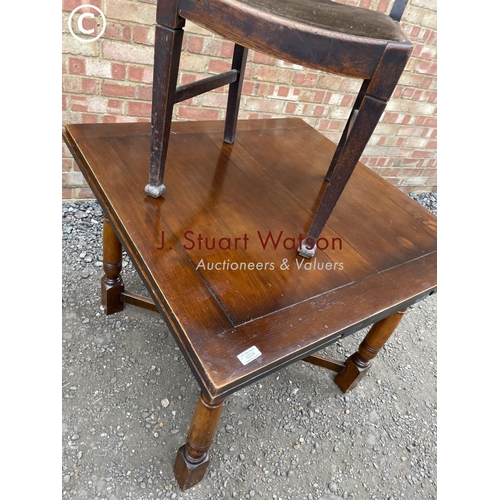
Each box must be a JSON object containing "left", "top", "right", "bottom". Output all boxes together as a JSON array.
[
  {"left": 178, "top": 0, "right": 411, "bottom": 77},
  {"left": 239, "top": 0, "right": 406, "bottom": 42}
]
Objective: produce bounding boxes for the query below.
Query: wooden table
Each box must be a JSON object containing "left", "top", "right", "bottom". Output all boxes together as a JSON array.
[{"left": 63, "top": 118, "right": 436, "bottom": 490}]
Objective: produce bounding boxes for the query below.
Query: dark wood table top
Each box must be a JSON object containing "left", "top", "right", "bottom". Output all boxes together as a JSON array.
[{"left": 63, "top": 118, "right": 436, "bottom": 402}]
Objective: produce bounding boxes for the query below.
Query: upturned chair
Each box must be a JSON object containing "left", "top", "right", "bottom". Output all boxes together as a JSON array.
[{"left": 145, "top": 1, "right": 412, "bottom": 257}]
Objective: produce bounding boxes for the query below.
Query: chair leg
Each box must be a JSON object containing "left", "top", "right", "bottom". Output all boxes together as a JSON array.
[
  {"left": 334, "top": 309, "right": 406, "bottom": 392},
  {"left": 298, "top": 92, "right": 387, "bottom": 257},
  {"left": 224, "top": 44, "right": 248, "bottom": 144},
  {"left": 298, "top": 42, "right": 411, "bottom": 258},
  {"left": 174, "top": 392, "right": 225, "bottom": 490},
  {"left": 101, "top": 218, "right": 124, "bottom": 315},
  {"left": 325, "top": 79, "right": 369, "bottom": 181},
  {"left": 145, "top": 24, "right": 184, "bottom": 198}
]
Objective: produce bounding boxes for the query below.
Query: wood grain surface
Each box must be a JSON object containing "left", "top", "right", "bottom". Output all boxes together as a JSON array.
[{"left": 64, "top": 119, "right": 436, "bottom": 402}]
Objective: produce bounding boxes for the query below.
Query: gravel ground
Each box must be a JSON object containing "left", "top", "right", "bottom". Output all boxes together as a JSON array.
[{"left": 62, "top": 193, "right": 437, "bottom": 500}]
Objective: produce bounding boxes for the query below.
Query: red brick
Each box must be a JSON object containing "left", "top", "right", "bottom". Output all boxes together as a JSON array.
[
  {"left": 318, "top": 120, "right": 342, "bottom": 132},
  {"left": 81, "top": 114, "right": 99, "bottom": 123},
  {"left": 71, "top": 96, "right": 88, "bottom": 112},
  {"left": 133, "top": 25, "right": 154, "bottom": 45},
  {"left": 376, "top": 0, "right": 390, "bottom": 13},
  {"left": 62, "top": 158, "right": 73, "bottom": 172},
  {"left": 187, "top": 36, "right": 204, "bottom": 54},
  {"left": 128, "top": 101, "right": 152, "bottom": 117},
  {"left": 292, "top": 72, "right": 318, "bottom": 88},
  {"left": 107, "top": 99, "right": 125, "bottom": 114},
  {"left": 238, "top": 112, "right": 260, "bottom": 120},
  {"left": 298, "top": 90, "right": 325, "bottom": 103},
  {"left": 102, "top": 115, "right": 138, "bottom": 124},
  {"left": 250, "top": 52, "right": 277, "bottom": 65},
  {"left": 245, "top": 98, "right": 284, "bottom": 113},
  {"left": 427, "top": 31, "right": 437, "bottom": 45},
  {"left": 208, "top": 59, "right": 231, "bottom": 74},
  {"left": 201, "top": 93, "right": 228, "bottom": 108},
  {"left": 128, "top": 65, "right": 154, "bottom": 83},
  {"left": 340, "top": 95, "right": 354, "bottom": 107},
  {"left": 74, "top": 187, "right": 95, "bottom": 200},
  {"left": 411, "top": 150, "right": 434, "bottom": 159},
  {"left": 84, "top": 78, "right": 100, "bottom": 94},
  {"left": 414, "top": 60, "right": 437, "bottom": 76},
  {"left": 427, "top": 91, "right": 437, "bottom": 103},
  {"left": 103, "top": 22, "right": 131, "bottom": 42},
  {"left": 63, "top": 76, "right": 99, "bottom": 95},
  {"left": 253, "top": 66, "right": 292, "bottom": 84},
  {"left": 340, "top": 78, "right": 362, "bottom": 93},
  {"left": 381, "top": 112, "right": 399, "bottom": 124},
  {"left": 399, "top": 168, "right": 424, "bottom": 177},
  {"left": 242, "top": 82, "right": 256, "bottom": 95},
  {"left": 179, "top": 74, "right": 196, "bottom": 86},
  {"left": 397, "top": 126, "right": 425, "bottom": 137},
  {"left": 203, "top": 39, "right": 224, "bottom": 56},
  {"left": 415, "top": 116, "right": 437, "bottom": 127},
  {"left": 102, "top": 82, "right": 137, "bottom": 98},
  {"left": 68, "top": 57, "right": 85, "bottom": 75},
  {"left": 277, "top": 86, "right": 290, "bottom": 98},
  {"left": 402, "top": 88, "right": 414, "bottom": 99},
  {"left": 254, "top": 83, "right": 269, "bottom": 96},
  {"left": 401, "top": 158, "right": 422, "bottom": 166},
  {"left": 177, "top": 106, "right": 220, "bottom": 120},
  {"left": 220, "top": 41, "right": 234, "bottom": 58},
  {"left": 138, "top": 85, "right": 152, "bottom": 101},
  {"left": 63, "top": 0, "right": 101, "bottom": 11},
  {"left": 105, "top": 1, "right": 155, "bottom": 25},
  {"left": 103, "top": 40, "right": 153, "bottom": 65},
  {"left": 310, "top": 105, "right": 326, "bottom": 118}
]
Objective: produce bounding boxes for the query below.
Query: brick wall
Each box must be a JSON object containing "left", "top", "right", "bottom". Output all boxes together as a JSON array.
[{"left": 62, "top": 0, "right": 437, "bottom": 199}]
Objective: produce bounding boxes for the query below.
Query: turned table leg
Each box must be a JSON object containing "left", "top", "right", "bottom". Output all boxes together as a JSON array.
[
  {"left": 334, "top": 309, "right": 407, "bottom": 393},
  {"left": 101, "top": 218, "right": 124, "bottom": 315},
  {"left": 174, "top": 392, "right": 225, "bottom": 490}
]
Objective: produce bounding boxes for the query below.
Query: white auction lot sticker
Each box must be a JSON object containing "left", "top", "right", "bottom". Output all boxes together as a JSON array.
[{"left": 237, "top": 346, "right": 262, "bottom": 365}]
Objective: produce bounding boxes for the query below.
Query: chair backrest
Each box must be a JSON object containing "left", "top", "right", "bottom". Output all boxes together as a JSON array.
[{"left": 390, "top": 0, "right": 410, "bottom": 21}]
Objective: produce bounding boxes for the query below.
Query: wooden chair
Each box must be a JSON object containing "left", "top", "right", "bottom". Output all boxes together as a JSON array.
[{"left": 145, "top": 0, "right": 413, "bottom": 257}]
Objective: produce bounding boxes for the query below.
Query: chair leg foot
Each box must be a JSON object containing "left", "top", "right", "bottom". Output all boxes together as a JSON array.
[
  {"left": 144, "top": 183, "right": 166, "bottom": 198},
  {"left": 334, "top": 309, "right": 406, "bottom": 392},
  {"left": 174, "top": 392, "right": 225, "bottom": 490},
  {"left": 297, "top": 241, "right": 317, "bottom": 258}
]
